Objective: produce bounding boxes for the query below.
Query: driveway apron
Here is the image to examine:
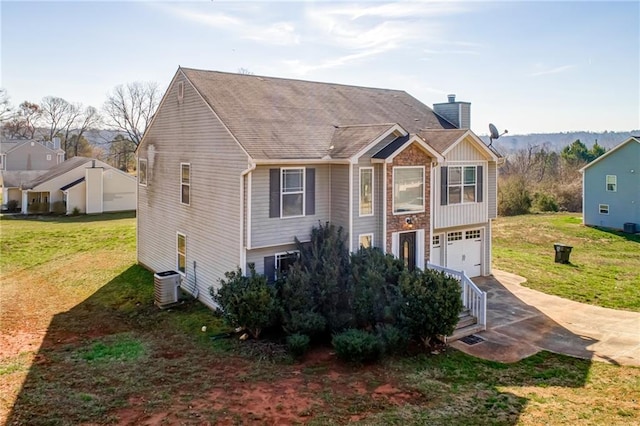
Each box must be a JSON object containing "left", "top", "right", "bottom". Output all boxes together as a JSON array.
[{"left": 451, "top": 269, "right": 640, "bottom": 366}]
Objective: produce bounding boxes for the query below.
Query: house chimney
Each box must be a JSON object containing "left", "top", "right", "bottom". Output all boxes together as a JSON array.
[
  {"left": 433, "top": 94, "right": 471, "bottom": 129},
  {"left": 53, "top": 137, "right": 61, "bottom": 150}
]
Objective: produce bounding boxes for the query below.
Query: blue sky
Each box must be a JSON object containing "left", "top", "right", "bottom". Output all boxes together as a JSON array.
[{"left": 1, "top": 1, "right": 638, "bottom": 135}]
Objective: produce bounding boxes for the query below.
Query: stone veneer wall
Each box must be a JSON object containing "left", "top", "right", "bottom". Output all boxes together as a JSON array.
[{"left": 385, "top": 143, "right": 433, "bottom": 264}]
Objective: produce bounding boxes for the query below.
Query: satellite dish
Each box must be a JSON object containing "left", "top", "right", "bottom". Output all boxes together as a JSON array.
[{"left": 488, "top": 123, "right": 508, "bottom": 146}]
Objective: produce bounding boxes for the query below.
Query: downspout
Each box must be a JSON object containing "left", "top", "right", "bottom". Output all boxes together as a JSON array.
[
  {"left": 348, "top": 162, "right": 354, "bottom": 252},
  {"left": 429, "top": 162, "right": 435, "bottom": 264},
  {"left": 382, "top": 162, "right": 387, "bottom": 253},
  {"left": 240, "top": 162, "right": 256, "bottom": 273}
]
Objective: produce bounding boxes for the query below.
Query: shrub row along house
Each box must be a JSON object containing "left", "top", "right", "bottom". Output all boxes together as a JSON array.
[{"left": 137, "top": 67, "right": 502, "bottom": 309}]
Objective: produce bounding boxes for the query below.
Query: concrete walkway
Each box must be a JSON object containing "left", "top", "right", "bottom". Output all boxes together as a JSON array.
[{"left": 451, "top": 270, "right": 640, "bottom": 366}]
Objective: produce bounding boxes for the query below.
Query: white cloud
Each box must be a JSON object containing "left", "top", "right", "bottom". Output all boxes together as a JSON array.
[
  {"left": 530, "top": 64, "right": 576, "bottom": 77},
  {"left": 155, "top": 3, "right": 301, "bottom": 46}
]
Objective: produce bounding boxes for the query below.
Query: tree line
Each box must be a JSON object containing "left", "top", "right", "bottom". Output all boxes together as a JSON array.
[
  {"left": 0, "top": 83, "right": 160, "bottom": 172},
  {"left": 498, "top": 139, "right": 606, "bottom": 215}
]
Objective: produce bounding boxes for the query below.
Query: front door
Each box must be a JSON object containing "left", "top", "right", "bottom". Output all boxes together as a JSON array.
[{"left": 399, "top": 231, "right": 416, "bottom": 271}]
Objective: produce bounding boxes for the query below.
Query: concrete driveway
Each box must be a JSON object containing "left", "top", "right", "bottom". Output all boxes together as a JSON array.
[{"left": 451, "top": 270, "right": 640, "bottom": 366}]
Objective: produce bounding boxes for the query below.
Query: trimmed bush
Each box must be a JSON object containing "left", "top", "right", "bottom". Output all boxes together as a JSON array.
[
  {"left": 375, "top": 323, "right": 410, "bottom": 355},
  {"left": 286, "top": 333, "right": 310, "bottom": 358},
  {"left": 332, "top": 329, "right": 381, "bottom": 363},
  {"left": 51, "top": 201, "right": 67, "bottom": 215},
  {"left": 293, "top": 222, "right": 352, "bottom": 332},
  {"left": 6, "top": 199, "right": 19, "bottom": 212},
  {"left": 277, "top": 261, "right": 326, "bottom": 337},
  {"left": 350, "top": 247, "right": 405, "bottom": 329},
  {"left": 211, "top": 264, "right": 279, "bottom": 339},
  {"left": 28, "top": 202, "right": 49, "bottom": 214},
  {"left": 398, "top": 269, "right": 463, "bottom": 347}
]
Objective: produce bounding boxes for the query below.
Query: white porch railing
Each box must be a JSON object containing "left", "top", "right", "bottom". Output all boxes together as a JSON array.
[{"left": 426, "top": 263, "right": 487, "bottom": 331}]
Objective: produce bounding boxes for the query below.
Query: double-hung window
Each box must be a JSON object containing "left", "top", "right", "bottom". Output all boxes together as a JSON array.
[
  {"left": 138, "top": 159, "right": 147, "bottom": 186},
  {"left": 360, "top": 167, "right": 373, "bottom": 216},
  {"left": 281, "top": 168, "right": 304, "bottom": 217},
  {"left": 181, "top": 163, "right": 190, "bottom": 205},
  {"left": 441, "top": 165, "right": 483, "bottom": 205},
  {"left": 606, "top": 175, "right": 617, "bottom": 192},
  {"left": 393, "top": 166, "right": 424, "bottom": 214},
  {"left": 177, "top": 233, "right": 187, "bottom": 274}
]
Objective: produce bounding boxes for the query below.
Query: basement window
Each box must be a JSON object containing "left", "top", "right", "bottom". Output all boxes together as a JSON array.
[{"left": 599, "top": 204, "right": 609, "bottom": 215}]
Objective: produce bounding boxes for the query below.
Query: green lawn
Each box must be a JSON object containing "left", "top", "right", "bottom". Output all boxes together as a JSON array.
[
  {"left": 493, "top": 213, "right": 640, "bottom": 311},
  {"left": 1, "top": 213, "right": 639, "bottom": 424}
]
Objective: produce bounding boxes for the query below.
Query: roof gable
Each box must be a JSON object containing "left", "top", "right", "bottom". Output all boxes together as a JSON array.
[
  {"left": 580, "top": 137, "right": 640, "bottom": 171},
  {"left": 418, "top": 129, "right": 499, "bottom": 161},
  {"left": 179, "top": 67, "right": 456, "bottom": 161},
  {"left": 372, "top": 134, "right": 444, "bottom": 163}
]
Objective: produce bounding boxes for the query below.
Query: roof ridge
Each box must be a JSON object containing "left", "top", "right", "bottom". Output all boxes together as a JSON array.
[{"left": 180, "top": 67, "right": 409, "bottom": 94}]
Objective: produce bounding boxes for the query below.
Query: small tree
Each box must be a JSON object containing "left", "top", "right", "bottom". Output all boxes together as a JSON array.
[
  {"left": 211, "top": 264, "right": 279, "bottom": 339},
  {"left": 350, "top": 247, "right": 405, "bottom": 329},
  {"left": 277, "top": 261, "right": 326, "bottom": 337},
  {"left": 294, "top": 222, "right": 352, "bottom": 332},
  {"left": 398, "top": 269, "right": 463, "bottom": 347}
]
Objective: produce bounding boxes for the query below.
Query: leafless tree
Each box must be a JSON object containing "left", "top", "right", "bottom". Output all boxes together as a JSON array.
[
  {"left": 65, "top": 106, "right": 102, "bottom": 157},
  {"left": 0, "top": 89, "right": 12, "bottom": 123},
  {"left": 2, "top": 101, "right": 41, "bottom": 139},
  {"left": 103, "top": 82, "right": 160, "bottom": 147},
  {"left": 40, "top": 96, "right": 81, "bottom": 144}
]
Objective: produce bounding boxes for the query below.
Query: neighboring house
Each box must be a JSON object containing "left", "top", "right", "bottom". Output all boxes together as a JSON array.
[
  {"left": 1, "top": 138, "right": 65, "bottom": 209},
  {"left": 581, "top": 136, "right": 640, "bottom": 231},
  {"left": 137, "top": 67, "right": 502, "bottom": 310},
  {"left": 19, "top": 156, "right": 136, "bottom": 215}
]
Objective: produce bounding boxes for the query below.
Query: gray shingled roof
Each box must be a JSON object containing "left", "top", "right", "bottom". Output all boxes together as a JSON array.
[
  {"left": 1, "top": 170, "right": 47, "bottom": 188},
  {"left": 417, "top": 129, "right": 468, "bottom": 154},
  {"left": 22, "top": 156, "right": 92, "bottom": 189},
  {"left": 180, "top": 68, "right": 456, "bottom": 160}
]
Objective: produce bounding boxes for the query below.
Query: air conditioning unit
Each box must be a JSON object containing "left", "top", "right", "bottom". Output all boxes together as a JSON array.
[
  {"left": 154, "top": 271, "right": 181, "bottom": 308},
  {"left": 623, "top": 223, "right": 638, "bottom": 234}
]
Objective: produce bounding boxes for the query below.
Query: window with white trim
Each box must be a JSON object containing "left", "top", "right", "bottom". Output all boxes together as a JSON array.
[
  {"left": 359, "top": 233, "right": 373, "bottom": 249},
  {"left": 177, "top": 233, "right": 186, "bottom": 274},
  {"left": 448, "top": 166, "right": 477, "bottom": 204},
  {"left": 359, "top": 167, "right": 373, "bottom": 216},
  {"left": 599, "top": 204, "right": 609, "bottom": 215},
  {"left": 393, "top": 166, "right": 424, "bottom": 214},
  {"left": 46, "top": 154, "right": 52, "bottom": 161},
  {"left": 138, "top": 159, "right": 147, "bottom": 186},
  {"left": 276, "top": 251, "right": 299, "bottom": 276},
  {"left": 466, "top": 230, "right": 481, "bottom": 240},
  {"left": 181, "top": 163, "right": 190, "bottom": 205},
  {"left": 606, "top": 175, "right": 617, "bottom": 192},
  {"left": 448, "top": 231, "right": 463, "bottom": 242},
  {"left": 432, "top": 235, "right": 441, "bottom": 247},
  {"left": 281, "top": 168, "right": 304, "bottom": 217}
]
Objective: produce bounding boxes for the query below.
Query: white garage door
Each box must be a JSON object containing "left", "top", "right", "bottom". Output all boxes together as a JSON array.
[{"left": 446, "top": 229, "right": 482, "bottom": 277}]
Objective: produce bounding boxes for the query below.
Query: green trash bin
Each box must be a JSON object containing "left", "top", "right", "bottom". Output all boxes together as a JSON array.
[{"left": 554, "top": 243, "right": 573, "bottom": 264}]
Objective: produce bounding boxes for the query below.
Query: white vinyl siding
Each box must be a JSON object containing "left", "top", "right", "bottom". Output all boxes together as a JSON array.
[
  {"left": 393, "top": 166, "right": 424, "bottom": 214},
  {"left": 180, "top": 163, "right": 190, "bottom": 205},
  {"left": 251, "top": 165, "right": 331, "bottom": 248},
  {"left": 136, "top": 71, "right": 250, "bottom": 309},
  {"left": 138, "top": 159, "right": 147, "bottom": 186},
  {"left": 606, "top": 175, "right": 617, "bottom": 192},
  {"left": 359, "top": 167, "right": 373, "bottom": 216}
]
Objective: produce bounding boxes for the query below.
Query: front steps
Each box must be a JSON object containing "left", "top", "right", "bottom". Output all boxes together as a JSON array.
[{"left": 443, "top": 309, "right": 485, "bottom": 343}]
